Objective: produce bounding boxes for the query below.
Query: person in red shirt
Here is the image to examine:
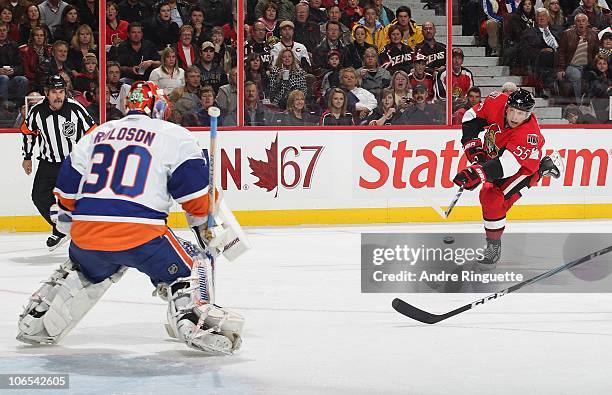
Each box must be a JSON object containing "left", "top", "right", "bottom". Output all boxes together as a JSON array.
[{"left": 453, "top": 89, "right": 560, "bottom": 269}]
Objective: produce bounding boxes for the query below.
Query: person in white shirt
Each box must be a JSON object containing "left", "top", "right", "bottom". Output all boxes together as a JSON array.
[
  {"left": 269, "top": 20, "right": 311, "bottom": 72},
  {"left": 149, "top": 46, "right": 185, "bottom": 95}
]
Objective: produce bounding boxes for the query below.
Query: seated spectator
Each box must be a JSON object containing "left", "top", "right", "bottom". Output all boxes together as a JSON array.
[
  {"left": 174, "top": 24, "right": 199, "bottom": 70},
  {"left": 503, "top": 0, "right": 536, "bottom": 71},
  {"left": 435, "top": 48, "right": 474, "bottom": 103},
  {"left": 19, "top": 26, "right": 52, "bottom": 91},
  {"left": 307, "top": 0, "right": 328, "bottom": 25},
  {"left": 379, "top": 25, "right": 413, "bottom": 74},
  {"left": 313, "top": 20, "right": 351, "bottom": 70},
  {"left": 399, "top": 84, "right": 443, "bottom": 124},
  {"left": 545, "top": 0, "right": 566, "bottom": 32},
  {"left": 77, "top": 0, "right": 99, "bottom": 34},
  {"left": 414, "top": 22, "right": 446, "bottom": 75},
  {"left": 501, "top": 81, "right": 518, "bottom": 93},
  {"left": 295, "top": 2, "right": 323, "bottom": 50},
  {"left": 211, "top": 26, "right": 236, "bottom": 73},
  {"left": 452, "top": 86, "right": 481, "bottom": 124},
  {"left": 352, "top": 7, "right": 385, "bottom": 53},
  {"left": 389, "top": 70, "right": 412, "bottom": 113},
  {"left": 382, "top": 6, "right": 423, "bottom": 50},
  {"left": 188, "top": 6, "right": 212, "bottom": 49},
  {"left": 321, "top": 50, "right": 342, "bottom": 94},
  {"left": 269, "top": 48, "right": 307, "bottom": 108},
  {"left": 36, "top": 40, "right": 72, "bottom": 92},
  {"left": 105, "top": 2, "right": 129, "bottom": 52},
  {"left": 321, "top": 5, "right": 351, "bottom": 46},
  {"left": 118, "top": 0, "right": 151, "bottom": 24},
  {"left": 568, "top": 0, "right": 607, "bottom": 31},
  {"left": 0, "top": 21, "right": 26, "bottom": 111},
  {"left": 196, "top": 85, "right": 223, "bottom": 126},
  {"left": 67, "top": 24, "right": 97, "bottom": 74},
  {"left": 278, "top": 89, "right": 317, "bottom": 125},
  {"left": 52, "top": 5, "right": 78, "bottom": 44},
  {"left": 18, "top": 4, "right": 51, "bottom": 46},
  {"left": 362, "top": 87, "right": 402, "bottom": 125},
  {"left": 222, "top": 12, "right": 237, "bottom": 45},
  {"left": 557, "top": 13, "right": 599, "bottom": 105},
  {"left": 168, "top": 65, "right": 202, "bottom": 124},
  {"left": 1, "top": 0, "right": 28, "bottom": 23},
  {"left": 522, "top": 8, "right": 560, "bottom": 98},
  {"left": 1, "top": 6, "right": 20, "bottom": 43},
  {"left": 341, "top": 0, "right": 364, "bottom": 29},
  {"left": 216, "top": 64, "right": 237, "bottom": 116},
  {"left": 338, "top": 66, "right": 377, "bottom": 118},
  {"left": 197, "top": 41, "right": 228, "bottom": 94},
  {"left": 144, "top": 2, "right": 180, "bottom": 52},
  {"left": 72, "top": 52, "right": 98, "bottom": 92},
  {"left": 357, "top": 47, "right": 391, "bottom": 99},
  {"left": 346, "top": 25, "right": 375, "bottom": 69},
  {"left": 585, "top": 53, "right": 611, "bottom": 122},
  {"left": 156, "top": 0, "right": 190, "bottom": 27},
  {"left": 257, "top": 1, "right": 280, "bottom": 41},
  {"left": 242, "top": 80, "right": 275, "bottom": 126},
  {"left": 116, "top": 22, "right": 161, "bottom": 83},
  {"left": 150, "top": 47, "right": 185, "bottom": 95},
  {"left": 86, "top": 83, "right": 123, "bottom": 123},
  {"left": 482, "top": 0, "right": 503, "bottom": 57},
  {"left": 199, "top": 0, "right": 232, "bottom": 26},
  {"left": 598, "top": 31, "right": 611, "bottom": 67},
  {"left": 563, "top": 103, "right": 598, "bottom": 123},
  {"left": 245, "top": 20, "right": 273, "bottom": 70},
  {"left": 320, "top": 87, "right": 354, "bottom": 125},
  {"left": 245, "top": 52, "right": 271, "bottom": 101},
  {"left": 255, "top": 0, "right": 295, "bottom": 24},
  {"left": 106, "top": 60, "right": 131, "bottom": 113},
  {"left": 38, "top": 0, "right": 68, "bottom": 36},
  {"left": 408, "top": 52, "right": 435, "bottom": 101},
  {"left": 270, "top": 20, "right": 311, "bottom": 72},
  {"left": 371, "top": 0, "right": 395, "bottom": 26}
]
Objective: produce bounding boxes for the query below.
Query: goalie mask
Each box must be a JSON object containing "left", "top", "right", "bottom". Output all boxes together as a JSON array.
[{"left": 126, "top": 81, "right": 172, "bottom": 120}]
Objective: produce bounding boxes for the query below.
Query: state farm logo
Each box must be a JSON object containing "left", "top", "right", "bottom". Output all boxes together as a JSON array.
[{"left": 240, "top": 134, "right": 323, "bottom": 196}]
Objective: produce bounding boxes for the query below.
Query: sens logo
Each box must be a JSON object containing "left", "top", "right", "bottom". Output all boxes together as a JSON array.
[{"left": 527, "top": 134, "right": 539, "bottom": 145}]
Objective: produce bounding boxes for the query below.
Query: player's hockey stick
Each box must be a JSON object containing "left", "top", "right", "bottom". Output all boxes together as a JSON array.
[
  {"left": 207, "top": 106, "right": 221, "bottom": 299},
  {"left": 444, "top": 186, "right": 464, "bottom": 218},
  {"left": 392, "top": 244, "right": 612, "bottom": 324}
]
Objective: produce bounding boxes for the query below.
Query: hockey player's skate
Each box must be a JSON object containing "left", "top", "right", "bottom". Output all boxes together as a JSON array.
[
  {"left": 46, "top": 233, "right": 70, "bottom": 251},
  {"left": 477, "top": 238, "right": 501, "bottom": 271}
]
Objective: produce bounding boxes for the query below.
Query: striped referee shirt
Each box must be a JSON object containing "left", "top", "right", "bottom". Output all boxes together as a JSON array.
[{"left": 21, "top": 97, "right": 96, "bottom": 163}]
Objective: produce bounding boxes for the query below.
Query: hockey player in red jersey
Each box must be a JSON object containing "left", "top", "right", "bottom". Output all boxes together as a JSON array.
[{"left": 453, "top": 89, "right": 560, "bottom": 269}]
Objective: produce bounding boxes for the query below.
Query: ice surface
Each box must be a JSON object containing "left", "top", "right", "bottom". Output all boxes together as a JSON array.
[{"left": 1, "top": 221, "right": 612, "bottom": 394}]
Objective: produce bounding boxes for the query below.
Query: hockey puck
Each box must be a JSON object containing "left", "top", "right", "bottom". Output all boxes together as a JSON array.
[{"left": 443, "top": 236, "right": 455, "bottom": 244}]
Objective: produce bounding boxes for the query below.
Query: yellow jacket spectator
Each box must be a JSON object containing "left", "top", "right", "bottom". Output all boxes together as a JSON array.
[
  {"left": 352, "top": 7, "right": 386, "bottom": 53},
  {"left": 382, "top": 6, "right": 423, "bottom": 50}
]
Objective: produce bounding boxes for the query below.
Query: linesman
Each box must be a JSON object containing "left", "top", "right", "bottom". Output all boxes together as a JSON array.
[{"left": 21, "top": 75, "right": 96, "bottom": 250}]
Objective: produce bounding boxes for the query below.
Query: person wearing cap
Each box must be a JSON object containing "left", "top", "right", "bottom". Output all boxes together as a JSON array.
[
  {"left": 434, "top": 47, "right": 474, "bottom": 102},
  {"left": 270, "top": 19, "right": 311, "bottom": 72},
  {"left": 197, "top": 40, "right": 228, "bottom": 94},
  {"left": 414, "top": 21, "right": 446, "bottom": 74},
  {"left": 408, "top": 51, "right": 435, "bottom": 101},
  {"left": 398, "top": 83, "right": 443, "bottom": 125},
  {"left": 255, "top": 0, "right": 295, "bottom": 24}
]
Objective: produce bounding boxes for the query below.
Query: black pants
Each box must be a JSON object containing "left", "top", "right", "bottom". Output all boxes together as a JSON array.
[{"left": 32, "top": 160, "right": 62, "bottom": 236}]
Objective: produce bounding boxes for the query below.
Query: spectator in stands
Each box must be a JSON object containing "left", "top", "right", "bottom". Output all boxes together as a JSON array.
[
  {"left": 197, "top": 41, "right": 228, "bottom": 94},
  {"left": 358, "top": 47, "right": 391, "bottom": 99},
  {"left": 242, "top": 80, "right": 274, "bottom": 126},
  {"left": 568, "top": 0, "right": 607, "bottom": 31},
  {"left": 117, "top": 22, "right": 161, "bottom": 83},
  {"left": 389, "top": 70, "right": 412, "bottom": 113},
  {"left": 257, "top": 1, "right": 280, "bottom": 41},
  {"left": 150, "top": 47, "right": 184, "bottom": 95},
  {"left": 255, "top": 0, "right": 294, "bottom": 24},
  {"left": 77, "top": 0, "right": 98, "bottom": 34},
  {"left": 322, "top": 5, "right": 351, "bottom": 46},
  {"left": 338, "top": 66, "right": 377, "bottom": 118},
  {"left": 174, "top": 25, "right": 199, "bottom": 70},
  {"left": 118, "top": 0, "right": 151, "bottom": 24},
  {"left": 67, "top": 24, "right": 97, "bottom": 74},
  {"left": 37, "top": 40, "right": 72, "bottom": 91},
  {"left": 435, "top": 48, "right": 474, "bottom": 102},
  {"left": 452, "top": 86, "right": 481, "bottom": 124},
  {"left": 341, "top": 0, "right": 364, "bottom": 29},
  {"left": 563, "top": 103, "right": 598, "bottom": 123},
  {"left": 86, "top": 83, "right": 124, "bottom": 123},
  {"left": 362, "top": 87, "right": 402, "bottom": 125},
  {"left": 1, "top": 0, "right": 28, "bottom": 23},
  {"left": 482, "top": 0, "right": 503, "bottom": 57},
  {"left": 18, "top": 4, "right": 51, "bottom": 46},
  {"left": 545, "top": 0, "right": 566, "bottom": 31},
  {"left": 52, "top": 5, "right": 78, "bottom": 44},
  {"left": 278, "top": 89, "right": 316, "bottom": 125},
  {"left": 211, "top": 26, "right": 235, "bottom": 73},
  {"left": 585, "top": 53, "right": 611, "bottom": 121},
  {"left": 313, "top": 21, "right": 350, "bottom": 70},
  {"left": 269, "top": 48, "right": 307, "bottom": 108},
  {"left": 321, "top": 50, "right": 342, "bottom": 94},
  {"left": 522, "top": 8, "right": 560, "bottom": 98},
  {"left": 415, "top": 22, "right": 446, "bottom": 75},
  {"left": 156, "top": 0, "right": 190, "bottom": 27},
  {"left": 245, "top": 20, "right": 273, "bottom": 70},
  {"left": 196, "top": 85, "right": 223, "bottom": 126},
  {"left": 0, "top": 21, "right": 26, "bottom": 111},
  {"left": 222, "top": 11, "right": 237, "bottom": 45},
  {"left": 245, "top": 52, "right": 270, "bottom": 100},
  {"left": 106, "top": 2, "right": 129, "bottom": 52},
  {"left": 38, "top": 0, "right": 68, "bottom": 36},
  {"left": 144, "top": 2, "right": 180, "bottom": 51},
  {"left": 408, "top": 52, "right": 435, "bottom": 101},
  {"left": 216, "top": 64, "right": 237, "bottom": 117},
  {"left": 382, "top": 6, "right": 423, "bottom": 50},
  {"left": 598, "top": 31, "right": 611, "bottom": 67},
  {"left": 503, "top": 0, "right": 536, "bottom": 71},
  {"left": 501, "top": 81, "right": 518, "bottom": 93},
  {"left": 295, "top": 2, "right": 323, "bottom": 50},
  {"left": 353, "top": 6, "right": 386, "bottom": 53},
  {"left": 557, "top": 13, "right": 599, "bottom": 105},
  {"left": 19, "top": 26, "right": 52, "bottom": 90},
  {"left": 320, "top": 87, "right": 354, "bottom": 125},
  {"left": 72, "top": 52, "right": 98, "bottom": 92},
  {"left": 270, "top": 20, "right": 311, "bottom": 72},
  {"left": 106, "top": 60, "right": 131, "bottom": 113},
  {"left": 399, "top": 83, "right": 443, "bottom": 124},
  {"left": 1, "top": 6, "right": 19, "bottom": 43},
  {"left": 168, "top": 65, "right": 202, "bottom": 124},
  {"left": 307, "top": 0, "right": 328, "bottom": 25},
  {"left": 199, "top": 0, "right": 232, "bottom": 27},
  {"left": 346, "top": 25, "right": 374, "bottom": 69},
  {"left": 379, "top": 25, "right": 413, "bottom": 74},
  {"left": 371, "top": 0, "right": 394, "bottom": 26},
  {"left": 188, "top": 6, "right": 211, "bottom": 49}
]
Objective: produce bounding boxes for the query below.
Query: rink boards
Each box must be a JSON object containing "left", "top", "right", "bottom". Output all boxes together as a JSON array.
[{"left": 1, "top": 127, "right": 610, "bottom": 230}]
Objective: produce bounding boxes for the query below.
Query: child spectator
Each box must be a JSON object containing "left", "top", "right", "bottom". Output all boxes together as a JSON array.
[
  {"left": 72, "top": 52, "right": 98, "bottom": 93},
  {"left": 321, "top": 50, "right": 342, "bottom": 95},
  {"left": 341, "top": 0, "right": 364, "bottom": 29}
]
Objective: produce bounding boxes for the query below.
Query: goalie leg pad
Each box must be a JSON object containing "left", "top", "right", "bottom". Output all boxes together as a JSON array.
[{"left": 17, "top": 260, "right": 126, "bottom": 345}]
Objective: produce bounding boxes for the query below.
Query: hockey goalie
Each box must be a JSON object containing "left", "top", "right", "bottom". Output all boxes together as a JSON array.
[{"left": 17, "top": 81, "right": 250, "bottom": 355}]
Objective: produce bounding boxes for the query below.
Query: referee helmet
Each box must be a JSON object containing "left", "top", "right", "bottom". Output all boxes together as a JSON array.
[
  {"left": 45, "top": 75, "right": 67, "bottom": 90},
  {"left": 126, "top": 81, "right": 172, "bottom": 120}
]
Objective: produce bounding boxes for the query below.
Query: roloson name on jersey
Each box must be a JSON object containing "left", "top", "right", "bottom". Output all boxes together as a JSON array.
[{"left": 93, "top": 128, "right": 156, "bottom": 146}]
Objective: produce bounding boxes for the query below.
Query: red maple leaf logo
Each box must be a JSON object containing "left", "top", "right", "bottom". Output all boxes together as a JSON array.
[{"left": 248, "top": 134, "right": 278, "bottom": 196}]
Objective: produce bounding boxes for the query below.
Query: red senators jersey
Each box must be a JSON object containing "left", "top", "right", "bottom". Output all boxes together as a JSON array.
[{"left": 464, "top": 91, "right": 544, "bottom": 176}]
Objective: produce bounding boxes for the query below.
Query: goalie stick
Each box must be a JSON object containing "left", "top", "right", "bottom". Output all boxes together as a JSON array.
[
  {"left": 207, "top": 106, "right": 221, "bottom": 298},
  {"left": 392, "top": 244, "right": 612, "bottom": 324}
]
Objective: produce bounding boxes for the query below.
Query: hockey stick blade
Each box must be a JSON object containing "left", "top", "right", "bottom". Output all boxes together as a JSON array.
[{"left": 392, "top": 244, "right": 612, "bottom": 324}]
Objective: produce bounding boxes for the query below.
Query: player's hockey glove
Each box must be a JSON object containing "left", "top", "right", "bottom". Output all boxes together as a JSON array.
[
  {"left": 463, "top": 139, "right": 487, "bottom": 164},
  {"left": 453, "top": 164, "right": 487, "bottom": 191},
  {"left": 537, "top": 155, "right": 561, "bottom": 179}
]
